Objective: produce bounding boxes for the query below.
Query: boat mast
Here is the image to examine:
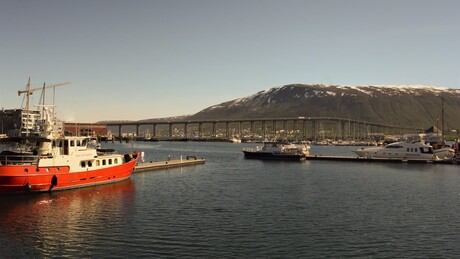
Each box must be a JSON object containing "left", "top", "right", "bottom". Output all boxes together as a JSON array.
[
  {"left": 24, "top": 77, "right": 31, "bottom": 136},
  {"left": 17, "top": 78, "right": 71, "bottom": 137},
  {"left": 441, "top": 97, "right": 445, "bottom": 144}
]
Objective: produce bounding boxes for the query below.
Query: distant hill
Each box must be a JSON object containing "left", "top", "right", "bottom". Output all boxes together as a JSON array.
[{"left": 189, "top": 84, "right": 460, "bottom": 131}]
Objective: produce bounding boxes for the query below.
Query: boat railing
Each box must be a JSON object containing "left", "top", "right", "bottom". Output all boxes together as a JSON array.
[
  {"left": 242, "top": 147, "right": 263, "bottom": 152},
  {"left": 96, "top": 148, "right": 116, "bottom": 155},
  {"left": 0, "top": 153, "right": 39, "bottom": 165}
]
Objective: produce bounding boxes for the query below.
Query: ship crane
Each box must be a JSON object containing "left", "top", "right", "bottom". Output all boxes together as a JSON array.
[
  {"left": 18, "top": 77, "right": 70, "bottom": 111},
  {"left": 18, "top": 81, "right": 70, "bottom": 96},
  {"left": 17, "top": 77, "right": 70, "bottom": 136}
]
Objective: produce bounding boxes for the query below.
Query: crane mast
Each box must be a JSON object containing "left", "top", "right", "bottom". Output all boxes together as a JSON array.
[{"left": 17, "top": 77, "right": 70, "bottom": 136}]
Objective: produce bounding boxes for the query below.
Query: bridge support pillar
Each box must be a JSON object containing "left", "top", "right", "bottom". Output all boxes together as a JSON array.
[
  {"left": 226, "top": 122, "right": 230, "bottom": 139},
  {"left": 238, "top": 121, "right": 241, "bottom": 137},
  {"left": 262, "top": 121, "right": 266, "bottom": 140},
  {"left": 303, "top": 120, "right": 307, "bottom": 140},
  {"left": 119, "top": 125, "right": 122, "bottom": 143},
  {"left": 184, "top": 123, "right": 188, "bottom": 138},
  {"left": 312, "top": 120, "right": 317, "bottom": 140}
]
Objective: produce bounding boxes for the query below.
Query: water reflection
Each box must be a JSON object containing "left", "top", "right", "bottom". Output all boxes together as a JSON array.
[
  {"left": 0, "top": 180, "right": 135, "bottom": 258},
  {"left": 1, "top": 142, "right": 459, "bottom": 258}
]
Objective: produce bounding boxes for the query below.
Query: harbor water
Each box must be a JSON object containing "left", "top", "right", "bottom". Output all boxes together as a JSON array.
[{"left": 0, "top": 142, "right": 459, "bottom": 258}]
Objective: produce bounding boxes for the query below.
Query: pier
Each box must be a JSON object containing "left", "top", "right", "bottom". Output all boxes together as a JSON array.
[
  {"left": 134, "top": 156, "right": 205, "bottom": 173},
  {"left": 102, "top": 117, "right": 422, "bottom": 142}
]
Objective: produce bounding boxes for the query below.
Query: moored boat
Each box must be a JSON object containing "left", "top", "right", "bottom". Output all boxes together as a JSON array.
[
  {"left": 0, "top": 80, "right": 139, "bottom": 194},
  {"left": 353, "top": 141, "right": 454, "bottom": 161},
  {"left": 242, "top": 142, "right": 310, "bottom": 161},
  {"left": 453, "top": 139, "right": 460, "bottom": 164},
  {"left": 229, "top": 136, "right": 242, "bottom": 143}
]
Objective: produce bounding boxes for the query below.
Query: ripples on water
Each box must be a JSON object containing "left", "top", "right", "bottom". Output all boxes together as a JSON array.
[{"left": 0, "top": 142, "right": 459, "bottom": 258}]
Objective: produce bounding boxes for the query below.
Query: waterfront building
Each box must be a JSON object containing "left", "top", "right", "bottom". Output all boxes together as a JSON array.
[{"left": 0, "top": 108, "right": 43, "bottom": 136}]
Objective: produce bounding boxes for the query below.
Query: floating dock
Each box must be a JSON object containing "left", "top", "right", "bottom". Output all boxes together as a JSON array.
[
  {"left": 305, "top": 155, "right": 457, "bottom": 164},
  {"left": 134, "top": 156, "right": 205, "bottom": 173}
]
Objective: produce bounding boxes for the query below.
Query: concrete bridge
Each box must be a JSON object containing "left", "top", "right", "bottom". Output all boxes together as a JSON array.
[{"left": 104, "top": 117, "right": 422, "bottom": 141}]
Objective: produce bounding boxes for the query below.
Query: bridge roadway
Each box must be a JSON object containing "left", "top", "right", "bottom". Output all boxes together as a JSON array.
[{"left": 104, "top": 117, "right": 422, "bottom": 141}]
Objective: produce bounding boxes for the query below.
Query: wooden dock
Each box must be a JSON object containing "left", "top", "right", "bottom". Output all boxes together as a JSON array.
[
  {"left": 305, "top": 155, "right": 457, "bottom": 164},
  {"left": 134, "top": 156, "right": 205, "bottom": 173}
]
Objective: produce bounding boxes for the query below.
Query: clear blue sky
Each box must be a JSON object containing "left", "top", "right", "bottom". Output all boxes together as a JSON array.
[{"left": 1, "top": 0, "right": 459, "bottom": 122}]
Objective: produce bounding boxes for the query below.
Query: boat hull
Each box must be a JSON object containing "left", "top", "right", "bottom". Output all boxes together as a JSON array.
[
  {"left": 243, "top": 151, "right": 305, "bottom": 161},
  {"left": 0, "top": 152, "right": 139, "bottom": 194}
]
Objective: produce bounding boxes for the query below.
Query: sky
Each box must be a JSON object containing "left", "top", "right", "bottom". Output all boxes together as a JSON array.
[{"left": 1, "top": 0, "right": 459, "bottom": 123}]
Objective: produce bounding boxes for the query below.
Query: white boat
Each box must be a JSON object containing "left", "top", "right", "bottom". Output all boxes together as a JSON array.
[
  {"left": 353, "top": 141, "right": 453, "bottom": 161},
  {"left": 229, "top": 136, "right": 241, "bottom": 143},
  {"left": 243, "top": 142, "right": 310, "bottom": 161},
  {"left": 453, "top": 139, "right": 460, "bottom": 164}
]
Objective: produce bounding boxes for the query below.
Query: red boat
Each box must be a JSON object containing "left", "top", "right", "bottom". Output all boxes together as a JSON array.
[{"left": 0, "top": 80, "right": 139, "bottom": 194}]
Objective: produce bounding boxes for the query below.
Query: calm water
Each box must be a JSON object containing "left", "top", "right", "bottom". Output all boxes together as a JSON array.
[{"left": 1, "top": 142, "right": 459, "bottom": 258}]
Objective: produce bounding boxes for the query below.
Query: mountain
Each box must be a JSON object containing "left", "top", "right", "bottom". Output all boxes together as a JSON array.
[{"left": 189, "top": 84, "right": 460, "bottom": 130}]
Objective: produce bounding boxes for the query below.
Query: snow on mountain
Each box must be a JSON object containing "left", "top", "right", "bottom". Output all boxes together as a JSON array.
[
  {"left": 191, "top": 84, "right": 460, "bottom": 129},
  {"left": 217, "top": 84, "right": 459, "bottom": 107}
]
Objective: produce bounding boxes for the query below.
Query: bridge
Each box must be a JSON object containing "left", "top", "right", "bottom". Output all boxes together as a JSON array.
[{"left": 103, "top": 117, "right": 423, "bottom": 141}]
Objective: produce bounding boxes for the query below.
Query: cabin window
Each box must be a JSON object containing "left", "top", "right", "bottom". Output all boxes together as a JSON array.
[
  {"left": 70, "top": 140, "right": 75, "bottom": 147},
  {"left": 81, "top": 161, "right": 86, "bottom": 167},
  {"left": 82, "top": 139, "right": 87, "bottom": 147},
  {"left": 415, "top": 148, "right": 418, "bottom": 152},
  {"left": 96, "top": 160, "right": 100, "bottom": 166},
  {"left": 108, "top": 159, "right": 112, "bottom": 165},
  {"left": 64, "top": 140, "right": 69, "bottom": 155},
  {"left": 88, "top": 161, "right": 92, "bottom": 167},
  {"left": 407, "top": 148, "right": 410, "bottom": 152},
  {"left": 76, "top": 140, "right": 81, "bottom": 146},
  {"left": 114, "top": 158, "right": 118, "bottom": 164},
  {"left": 420, "top": 147, "right": 434, "bottom": 154},
  {"left": 102, "top": 160, "right": 106, "bottom": 166}
]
